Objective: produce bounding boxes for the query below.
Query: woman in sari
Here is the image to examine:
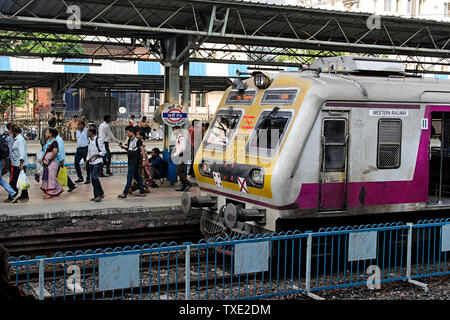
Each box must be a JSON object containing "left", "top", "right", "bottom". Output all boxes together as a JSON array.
[{"left": 40, "top": 128, "right": 63, "bottom": 199}]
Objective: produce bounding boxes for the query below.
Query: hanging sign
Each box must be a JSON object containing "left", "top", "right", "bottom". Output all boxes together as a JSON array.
[{"left": 162, "top": 103, "right": 188, "bottom": 127}]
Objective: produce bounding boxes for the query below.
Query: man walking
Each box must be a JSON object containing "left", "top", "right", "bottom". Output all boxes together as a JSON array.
[
  {"left": 0, "top": 128, "right": 18, "bottom": 202},
  {"left": 74, "top": 121, "right": 90, "bottom": 184},
  {"left": 171, "top": 126, "right": 192, "bottom": 192},
  {"left": 99, "top": 115, "right": 120, "bottom": 176},
  {"left": 9, "top": 125, "right": 29, "bottom": 201},
  {"left": 87, "top": 128, "right": 106, "bottom": 202},
  {"left": 117, "top": 126, "right": 146, "bottom": 199}
]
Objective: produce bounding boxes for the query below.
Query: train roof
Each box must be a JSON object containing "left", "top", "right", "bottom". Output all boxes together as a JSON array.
[{"left": 276, "top": 70, "right": 450, "bottom": 104}]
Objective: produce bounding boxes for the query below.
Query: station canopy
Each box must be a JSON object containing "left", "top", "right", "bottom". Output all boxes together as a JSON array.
[{"left": 1, "top": 0, "right": 450, "bottom": 62}]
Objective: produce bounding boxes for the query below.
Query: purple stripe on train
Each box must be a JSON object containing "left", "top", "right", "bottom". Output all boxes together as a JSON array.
[{"left": 297, "top": 104, "right": 446, "bottom": 209}]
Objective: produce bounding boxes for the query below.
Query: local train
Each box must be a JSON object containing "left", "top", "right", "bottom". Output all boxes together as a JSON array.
[{"left": 189, "top": 56, "right": 450, "bottom": 239}]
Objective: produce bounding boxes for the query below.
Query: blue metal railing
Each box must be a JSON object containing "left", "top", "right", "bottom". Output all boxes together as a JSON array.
[
  {"left": 24, "top": 161, "right": 129, "bottom": 177},
  {"left": 8, "top": 219, "right": 450, "bottom": 300}
]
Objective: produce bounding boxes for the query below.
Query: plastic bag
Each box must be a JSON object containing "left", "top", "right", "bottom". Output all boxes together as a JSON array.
[
  {"left": 57, "top": 166, "right": 68, "bottom": 187},
  {"left": 17, "top": 170, "right": 30, "bottom": 190},
  {"left": 36, "top": 151, "right": 44, "bottom": 176}
]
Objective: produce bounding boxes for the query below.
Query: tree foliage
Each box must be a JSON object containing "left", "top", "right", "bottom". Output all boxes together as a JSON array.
[
  {"left": 0, "top": 31, "right": 85, "bottom": 56},
  {"left": 0, "top": 89, "right": 29, "bottom": 113}
]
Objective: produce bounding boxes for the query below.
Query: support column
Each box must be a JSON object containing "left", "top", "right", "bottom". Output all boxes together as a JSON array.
[
  {"left": 182, "top": 61, "right": 190, "bottom": 118},
  {"left": 163, "top": 64, "right": 180, "bottom": 150}
]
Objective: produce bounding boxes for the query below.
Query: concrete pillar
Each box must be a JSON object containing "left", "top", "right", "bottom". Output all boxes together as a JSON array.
[
  {"left": 182, "top": 61, "right": 190, "bottom": 117},
  {"left": 163, "top": 64, "right": 180, "bottom": 150}
]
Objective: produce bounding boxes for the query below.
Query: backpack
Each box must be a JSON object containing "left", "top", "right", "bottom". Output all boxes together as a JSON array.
[{"left": 0, "top": 132, "right": 10, "bottom": 160}]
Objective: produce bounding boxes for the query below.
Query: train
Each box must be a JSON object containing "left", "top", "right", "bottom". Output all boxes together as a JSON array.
[{"left": 184, "top": 56, "right": 450, "bottom": 239}]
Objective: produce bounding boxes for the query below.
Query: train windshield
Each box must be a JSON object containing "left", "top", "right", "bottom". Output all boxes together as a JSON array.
[
  {"left": 203, "top": 108, "right": 243, "bottom": 150},
  {"left": 246, "top": 110, "right": 292, "bottom": 157}
]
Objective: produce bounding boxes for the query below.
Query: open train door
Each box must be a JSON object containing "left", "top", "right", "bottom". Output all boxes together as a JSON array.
[
  {"left": 428, "top": 111, "right": 450, "bottom": 205},
  {"left": 319, "top": 111, "right": 349, "bottom": 212}
]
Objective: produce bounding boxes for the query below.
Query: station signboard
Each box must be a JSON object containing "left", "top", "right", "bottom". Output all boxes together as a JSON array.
[{"left": 162, "top": 103, "right": 188, "bottom": 127}]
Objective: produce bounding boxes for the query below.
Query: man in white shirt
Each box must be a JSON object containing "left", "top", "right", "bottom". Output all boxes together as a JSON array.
[
  {"left": 98, "top": 115, "right": 120, "bottom": 176},
  {"left": 171, "top": 126, "right": 192, "bottom": 192},
  {"left": 8, "top": 125, "right": 28, "bottom": 201},
  {"left": 74, "top": 121, "right": 90, "bottom": 183},
  {"left": 87, "top": 127, "right": 106, "bottom": 202}
]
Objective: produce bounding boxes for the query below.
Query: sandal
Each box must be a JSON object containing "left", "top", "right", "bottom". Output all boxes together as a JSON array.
[{"left": 135, "top": 193, "right": 146, "bottom": 197}]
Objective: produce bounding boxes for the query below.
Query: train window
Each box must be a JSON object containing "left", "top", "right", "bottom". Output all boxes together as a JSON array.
[
  {"left": 261, "top": 89, "right": 298, "bottom": 105},
  {"left": 377, "top": 119, "right": 402, "bottom": 169},
  {"left": 203, "top": 108, "right": 243, "bottom": 150},
  {"left": 323, "top": 119, "right": 347, "bottom": 171},
  {"left": 246, "top": 110, "right": 293, "bottom": 157},
  {"left": 225, "top": 90, "right": 256, "bottom": 105}
]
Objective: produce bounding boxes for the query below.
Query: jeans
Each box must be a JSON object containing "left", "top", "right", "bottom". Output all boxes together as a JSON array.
[
  {"left": 90, "top": 163, "right": 104, "bottom": 198},
  {"left": 103, "top": 142, "right": 111, "bottom": 174},
  {"left": 123, "top": 164, "right": 145, "bottom": 194},
  {"left": 0, "top": 160, "right": 16, "bottom": 197},
  {"left": 176, "top": 163, "right": 189, "bottom": 186},
  {"left": 74, "top": 146, "right": 90, "bottom": 181}
]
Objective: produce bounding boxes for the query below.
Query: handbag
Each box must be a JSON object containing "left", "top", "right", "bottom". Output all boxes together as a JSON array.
[
  {"left": 57, "top": 166, "right": 68, "bottom": 187},
  {"left": 42, "top": 167, "right": 49, "bottom": 181}
]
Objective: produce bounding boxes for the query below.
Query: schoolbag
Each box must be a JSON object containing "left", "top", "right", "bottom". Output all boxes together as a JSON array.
[{"left": 0, "top": 132, "right": 10, "bottom": 160}]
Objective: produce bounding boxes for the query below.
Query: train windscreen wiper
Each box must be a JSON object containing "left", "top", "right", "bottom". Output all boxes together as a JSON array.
[{"left": 255, "top": 106, "right": 280, "bottom": 130}]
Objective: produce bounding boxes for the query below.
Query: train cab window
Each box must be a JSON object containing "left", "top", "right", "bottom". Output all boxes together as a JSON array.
[
  {"left": 377, "top": 119, "right": 402, "bottom": 169},
  {"left": 203, "top": 109, "right": 243, "bottom": 150},
  {"left": 246, "top": 109, "right": 292, "bottom": 157}
]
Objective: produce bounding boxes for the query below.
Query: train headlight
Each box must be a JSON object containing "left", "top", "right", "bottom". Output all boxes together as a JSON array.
[
  {"left": 250, "top": 169, "right": 264, "bottom": 185},
  {"left": 252, "top": 72, "right": 271, "bottom": 89}
]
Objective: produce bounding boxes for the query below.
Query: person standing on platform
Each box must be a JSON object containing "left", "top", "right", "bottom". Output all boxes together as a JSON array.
[
  {"left": 40, "top": 128, "right": 64, "bottom": 199},
  {"left": 66, "top": 115, "right": 78, "bottom": 141},
  {"left": 117, "top": 126, "right": 146, "bottom": 199},
  {"left": 8, "top": 125, "right": 29, "bottom": 202},
  {"left": 0, "top": 126, "right": 18, "bottom": 203},
  {"left": 74, "top": 121, "right": 90, "bottom": 184},
  {"left": 171, "top": 126, "right": 192, "bottom": 192},
  {"left": 87, "top": 128, "right": 106, "bottom": 202},
  {"left": 130, "top": 115, "right": 136, "bottom": 126},
  {"left": 99, "top": 115, "right": 120, "bottom": 177},
  {"left": 55, "top": 131, "right": 77, "bottom": 192},
  {"left": 40, "top": 117, "right": 57, "bottom": 148},
  {"left": 2, "top": 122, "right": 14, "bottom": 177}
]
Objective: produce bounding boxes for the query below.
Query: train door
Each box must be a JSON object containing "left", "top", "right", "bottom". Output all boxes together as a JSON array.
[
  {"left": 428, "top": 112, "right": 450, "bottom": 204},
  {"left": 319, "top": 111, "right": 349, "bottom": 212}
]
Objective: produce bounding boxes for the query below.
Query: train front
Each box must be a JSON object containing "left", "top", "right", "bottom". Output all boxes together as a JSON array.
[{"left": 190, "top": 71, "right": 313, "bottom": 239}]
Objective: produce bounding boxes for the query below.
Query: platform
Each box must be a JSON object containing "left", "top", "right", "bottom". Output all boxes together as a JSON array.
[{"left": 0, "top": 174, "right": 201, "bottom": 239}]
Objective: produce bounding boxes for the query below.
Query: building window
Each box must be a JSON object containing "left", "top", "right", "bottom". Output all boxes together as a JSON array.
[
  {"left": 445, "top": 2, "right": 450, "bottom": 17},
  {"left": 377, "top": 119, "right": 402, "bottom": 169}
]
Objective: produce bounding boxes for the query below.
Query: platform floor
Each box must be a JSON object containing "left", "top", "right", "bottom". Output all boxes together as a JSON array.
[{"left": 0, "top": 173, "right": 199, "bottom": 217}]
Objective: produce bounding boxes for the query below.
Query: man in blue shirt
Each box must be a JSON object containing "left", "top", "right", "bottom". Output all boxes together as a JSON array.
[
  {"left": 148, "top": 148, "right": 166, "bottom": 187},
  {"left": 74, "top": 121, "right": 90, "bottom": 184}
]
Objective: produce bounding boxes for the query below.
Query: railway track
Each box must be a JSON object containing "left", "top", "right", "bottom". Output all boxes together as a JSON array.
[{"left": 2, "top": 225, "right": 203, "bottom": 258}]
